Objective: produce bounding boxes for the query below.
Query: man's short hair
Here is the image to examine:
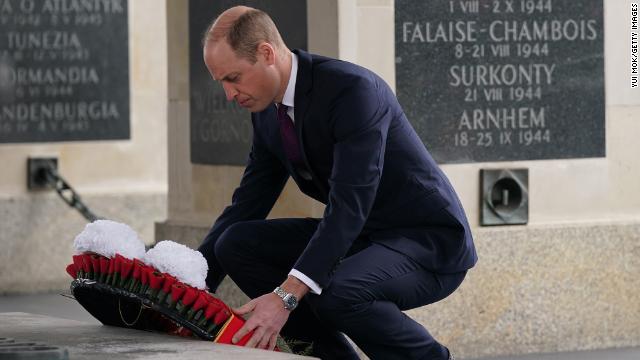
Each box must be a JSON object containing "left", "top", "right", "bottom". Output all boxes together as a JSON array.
[{"left": 203, "top": 8, "right": 285, "bottom": 63}]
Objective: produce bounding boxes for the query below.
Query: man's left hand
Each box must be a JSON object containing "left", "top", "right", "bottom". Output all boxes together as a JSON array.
[{"left": 232, "top": 292, "right": 290, "bottom": 350}]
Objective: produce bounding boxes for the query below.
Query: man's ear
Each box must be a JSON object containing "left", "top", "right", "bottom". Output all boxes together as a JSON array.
[{"left": 257, "top": 42, "right": 276, "bottom": 65}]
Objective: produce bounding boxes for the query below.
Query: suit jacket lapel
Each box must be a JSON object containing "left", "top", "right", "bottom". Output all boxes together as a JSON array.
[
  {"left": 293, "top": 49, "right": 312, "bottom": 143},
  {"left": 292, "top": 49, "right": 329, "bottom": 199}
]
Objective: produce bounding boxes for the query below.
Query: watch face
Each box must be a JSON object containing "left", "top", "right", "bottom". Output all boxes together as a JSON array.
[{"left": 283, "top": 294, "right": 298, "bottom": 310}]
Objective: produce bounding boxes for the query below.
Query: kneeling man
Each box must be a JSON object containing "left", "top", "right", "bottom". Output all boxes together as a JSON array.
[{"left": 198, "top": 6, "right": 477, "bottom": 360}]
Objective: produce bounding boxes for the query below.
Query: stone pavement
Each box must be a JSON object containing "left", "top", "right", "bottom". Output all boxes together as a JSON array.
[
  {"left": 1, "top": 293, "right": 639, "bottom": 359},
  {"left": 0, "top": 312, "right": 310, "bottom": 359},
  {"left": 0, "top": 292, "right": 311, "bottom": 359}
]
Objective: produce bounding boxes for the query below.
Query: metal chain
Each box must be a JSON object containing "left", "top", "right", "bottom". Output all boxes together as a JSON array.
[{"left": 43, "top": 164, "right": 102, "bottom": 222}]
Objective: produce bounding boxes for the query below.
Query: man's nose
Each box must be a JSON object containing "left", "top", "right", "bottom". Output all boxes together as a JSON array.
[{"left": 222, "top": 82, "right": 238, "bottom": 101}]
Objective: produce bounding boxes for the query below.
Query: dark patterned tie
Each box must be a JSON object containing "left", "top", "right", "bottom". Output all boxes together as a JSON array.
[
  {"left": 277, "top": 104, "right": 303, "bottom": 166},
  {"left": 277, "top": 104, "right": 312, "bottom": 180}
]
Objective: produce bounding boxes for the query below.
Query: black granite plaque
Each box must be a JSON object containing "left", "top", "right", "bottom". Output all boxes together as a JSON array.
[
  {"left": 190, "top": 0, "right": 307, "bottom": 165},
  {"left": 0, "top": 0, "right": 129, "bottom": 143},
  {"left": 395, "top": 0, "right": 604, "bottom": 163}
]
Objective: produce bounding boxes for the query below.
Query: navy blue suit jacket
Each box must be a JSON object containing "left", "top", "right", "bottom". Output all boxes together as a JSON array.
[{"left": 200, "top": 49, "right": 477, "bottom": 290}]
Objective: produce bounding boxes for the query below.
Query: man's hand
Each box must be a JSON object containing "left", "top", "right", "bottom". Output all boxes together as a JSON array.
[
  {"left": 232, "top": 293, "right": 290, "bottom": 350},
  {"left": 232, "top": 275, "right": 311, "bottom": 350}
]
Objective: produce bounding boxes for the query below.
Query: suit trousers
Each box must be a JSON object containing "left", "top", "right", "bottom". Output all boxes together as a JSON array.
[{"left": 213, "top": 218, "right": 466, "bottom": 360}]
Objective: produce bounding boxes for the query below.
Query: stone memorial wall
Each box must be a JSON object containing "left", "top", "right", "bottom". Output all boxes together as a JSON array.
[
  {"left": 395, "top": 0, "right": 605, "bottom": 163},
  {"left": 0, "top": 0, "right": 130, "bottom": 143}
]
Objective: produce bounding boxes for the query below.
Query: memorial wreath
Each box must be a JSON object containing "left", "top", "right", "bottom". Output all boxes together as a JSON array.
[{"left": 65, "top": 220, "right": 259, "bottom": 347}]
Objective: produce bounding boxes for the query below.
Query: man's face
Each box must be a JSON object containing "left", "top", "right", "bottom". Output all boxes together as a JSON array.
[{"left": 203, "top": 40, "right": 279, "bottom": 113}]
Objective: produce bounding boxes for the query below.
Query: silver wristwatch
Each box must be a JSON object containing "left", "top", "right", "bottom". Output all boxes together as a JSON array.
[{"left": 273, "top": 286, "right": 298, "bottom": 311}]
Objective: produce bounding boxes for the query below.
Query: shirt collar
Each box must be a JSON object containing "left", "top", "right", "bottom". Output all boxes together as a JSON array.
[{"left": 281, "top": 52, "right": 298, "bottom": 108}]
